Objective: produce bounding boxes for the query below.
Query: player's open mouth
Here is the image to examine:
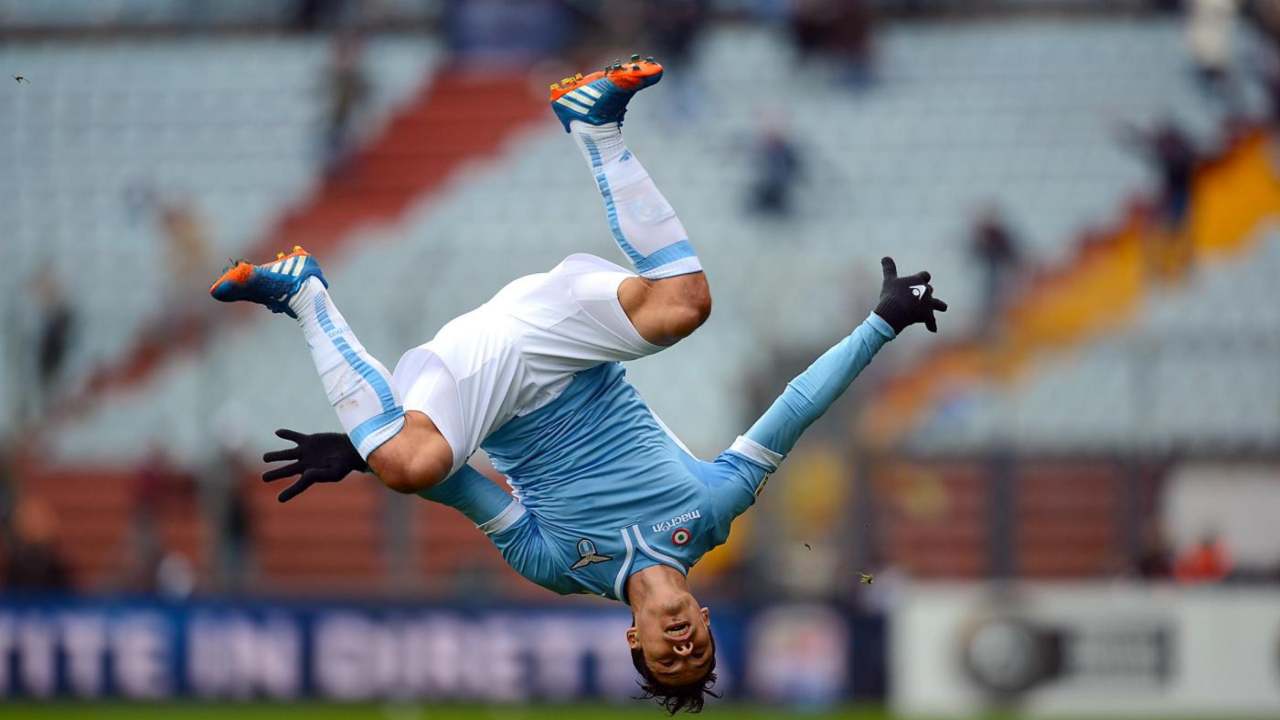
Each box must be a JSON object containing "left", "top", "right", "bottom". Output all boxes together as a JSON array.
[{"left": 665, "top": 620, "right": 690, "bottom": 637}]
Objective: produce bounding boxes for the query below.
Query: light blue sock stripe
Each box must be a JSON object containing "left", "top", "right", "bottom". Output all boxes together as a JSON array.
[
  {"left": 634, "top": 239, "right": 697, "bottom": 275},
  {"left": 351, "top": 407, "right": 406, "bottom": 453},
  {"left": 313, "top": 295, "right": 398, "bottom": 413},
  {"left": 582, "top": 135, "right": 646, "bottom": 268}
]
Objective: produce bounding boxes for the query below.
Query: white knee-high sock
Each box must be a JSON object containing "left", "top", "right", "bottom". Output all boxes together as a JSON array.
[
  {"left": 571, "top": 121, "right": 702, "bottom": 279},
  {"left": 289, "top": 278, "right": 405, "bottom": 460}
]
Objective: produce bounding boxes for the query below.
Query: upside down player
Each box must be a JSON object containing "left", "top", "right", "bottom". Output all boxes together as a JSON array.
[{"left": 211, "top": 57, "right": 947, "bottom": 713}]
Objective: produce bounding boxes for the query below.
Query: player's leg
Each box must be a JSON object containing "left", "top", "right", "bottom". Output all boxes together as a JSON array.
[
  {"left": 554, "top": 57, "right": 700, "bottom": 281},
  {"left": 552, "top": 58, "right": 711, "bottom": 345},
  {"left": 209, "top": 248, "right": 407, "bottom": 462},
  {"left": 617, "top": 272, "right": 711, "bottom": 347}
]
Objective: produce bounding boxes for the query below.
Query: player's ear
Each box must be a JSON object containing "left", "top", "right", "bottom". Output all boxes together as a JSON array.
[
  {"left": 625, "top": 626, "right": 640, "bottom": 649},
  {"left": 700, "top": 607, "right": 710, "bottom": 625}
]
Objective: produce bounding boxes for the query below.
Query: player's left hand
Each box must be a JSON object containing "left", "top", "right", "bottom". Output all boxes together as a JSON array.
[
  {"left": 874, "top": 256, "right": 949, "bottom": 334},
  {"left": 262, "top": 428, "right": 367, "bottom": 503}
]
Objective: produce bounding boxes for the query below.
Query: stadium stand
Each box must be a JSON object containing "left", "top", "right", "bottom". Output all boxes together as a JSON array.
[
  {"left": 881, "top": 134, "right": 1280, "bottom": 452},
  {"left": 0, "top": 36, "right": 440, "bottom": 437},
  {"left": 49, "top": 19, "right": 1239, "bottom": 461},
  {"left": 11, "top": 18, "right": 1279, "bottom": 592}
]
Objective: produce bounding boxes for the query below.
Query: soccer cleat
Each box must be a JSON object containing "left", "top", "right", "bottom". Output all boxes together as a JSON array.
[
  {"left": 209, "top": 245, "right": 327, "bottom": 319},
  {"left": 549, "top": 55, "right": 663, "bottom": 132}
]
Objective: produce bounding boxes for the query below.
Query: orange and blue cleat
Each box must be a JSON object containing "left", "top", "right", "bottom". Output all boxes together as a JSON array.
[
  {"left": 209, "top": 246, "right": 327, "bottom": 319},
  {"left": 549, "top": 55, "right": 663, "bottom": 132}
]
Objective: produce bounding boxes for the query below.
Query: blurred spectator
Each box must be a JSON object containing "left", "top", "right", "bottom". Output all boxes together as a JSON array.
[
  {"left": 155, "top": 551, "right": 196, "bottom": 598},
  {"left": 1246, "top": 20, "right": 1280, "bottom": 133},
  {"left": 1186, "top": 0, "right": 1243, "bottom": 113},
  {"left": 1144, "top": 121, "right": 1196, "bottom": 229},
  {"left": 791, "top": 0, "right": 877, "bottom": 90},
  {"left": 969, "top": 207, "right": 1022, "bottom": 333},
  {"left": 0, "top": 439, "right": 14, "bottom": 520},
  {"left": 321, "top": 33, "right": 371, "bottom": 175},
  {"left": 647, "top": 0, "right": 707, "bottom": 67},
  {"left": 29, "top": 266, "right": 76, "bottom": 417},
  {"left": 1174, "top": 533, "right": 1231, "bottom": 583},
  {"left": 1119, "top": 119, "right": 1199, "bottom": 277},
  {"left": 202, "top": 441, "right": 256, "bottom": 593},
  {"left": 1249, "top": 0, "right": 1280, "bottom": 47},
  {"left": 156, "top": 194, "right": 215, "bottom": 335},
  {"left": 1134, "top": 520, "right": 1173, "bottom": 579},
  {"left": 7, "top": 265, "right": 76, "bottom": 423},
  {"left": 3, "top": 496, "right": 71, "bottom": 592},
  {"left": 121, "top": 447, "right": 195, "bottom": 593},
  {"left": 443, "top": 0, "right": 573, "bottom": 63},
  {"left": 748, "top": 117, "right": 804, "bottom": 217},
  {"left": 1254, "top": 51, "right": 1280, "bottom": 131},
  {"left": 645, "top": 0, "right": 709, "bottom": 120},
  {"left": 222, "top": 478, "right": 254, "bottom": 592},
  {"left": 294, "top": 0, "right": 349, "bottom": 31}
]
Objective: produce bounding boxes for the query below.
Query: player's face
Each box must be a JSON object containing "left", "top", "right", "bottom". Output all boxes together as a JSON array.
[{"left": 627, "top": 593, "right": 713, "bottom": 685}]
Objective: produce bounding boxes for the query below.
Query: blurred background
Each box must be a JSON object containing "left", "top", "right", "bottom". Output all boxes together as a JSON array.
[{"left": 3, "top": 0, "right": 1280, "bottom": 718}]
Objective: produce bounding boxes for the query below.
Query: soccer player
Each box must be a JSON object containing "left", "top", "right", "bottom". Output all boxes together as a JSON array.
[{"left": 211, "top": 57, "right": 946, "bottom": 713}]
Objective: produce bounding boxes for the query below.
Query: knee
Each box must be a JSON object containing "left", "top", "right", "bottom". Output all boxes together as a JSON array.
[
  {"left": 378, "top": 456, "right": 445, "bottom": 494},
  {"left": 368, "top": 416, "right": 452, "bottom": 494},
  {"left": 667, "top": 273, "right": 712, "bottom": 337}
]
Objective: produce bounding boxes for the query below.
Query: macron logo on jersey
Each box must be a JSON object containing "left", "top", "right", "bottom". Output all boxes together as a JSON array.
[{"left": 652, "top": 510, "right": 701, "bottom": 534}]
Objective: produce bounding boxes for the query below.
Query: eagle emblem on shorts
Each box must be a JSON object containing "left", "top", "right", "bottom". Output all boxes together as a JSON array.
[{"left": 571, "top": 538, "right": 612, "bottom": 570}]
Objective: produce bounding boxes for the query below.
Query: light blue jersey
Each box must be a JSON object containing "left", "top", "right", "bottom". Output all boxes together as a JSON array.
[{"left": 421, "top": 314, "right": 894, "bottom": 603}]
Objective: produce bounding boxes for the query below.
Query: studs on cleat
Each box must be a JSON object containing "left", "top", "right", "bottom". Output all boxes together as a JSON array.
[
  {"left": 293, "top": 245, "right": 304, "bottom": 253},
  {"left": 574, "top": 73, "right": 583, "bottom": 81},
  {"left": 276, "top": 252, "right": 286, "bottom": 260},
  {"left": 630, "top": 54, "right": 641, "bottom": 61},
  {"left": 550, "top": 82, "right": 560, "bottom": 90},
  {"left": 646, "top": 56, "right": 655, "bottom": 62},
  {"left": 561, "top": 76, "right": 573, "bottom": 85},
  {"left": 631, "top": 64, "right": 640, "bottom": 71}
]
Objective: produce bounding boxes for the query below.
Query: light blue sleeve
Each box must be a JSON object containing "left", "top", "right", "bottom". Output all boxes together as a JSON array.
[
  {"left": 710, "top": 314, "right": 895, "bottom": 522},
  {"left": 695, "top": 452, "right": 771, "bottom": 544},
  {"left": 742, "top": 314, "right": 893, "bottom": 460},
  {"left": 418, "top": 466, "right": 570, "bottom": 594},
  {"left": 418, "top": 464, "right": 514, "bottom": 527}
]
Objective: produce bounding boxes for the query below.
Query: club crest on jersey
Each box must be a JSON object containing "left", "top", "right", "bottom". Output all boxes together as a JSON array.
[
  {"left": 671, "top": 528, "right": 692, "bottom": 546},
  {"left": 570, "top": 538, "right": 612, "bottom": 570},
  {"left": 652, "top": 510, "right": 701, "bottom": 534}
]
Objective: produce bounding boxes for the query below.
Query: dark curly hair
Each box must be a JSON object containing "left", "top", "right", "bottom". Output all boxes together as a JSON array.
[{"left": 630, "top": 628, "right": 720, "bottom": 714}]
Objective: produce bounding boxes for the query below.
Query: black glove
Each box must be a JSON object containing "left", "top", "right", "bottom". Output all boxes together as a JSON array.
[
  {"left": 262, "top": 428, "right": 367, "bottom": 503},
  {"left": 874, "top": 256, "right": 949, "bottom": 334}
]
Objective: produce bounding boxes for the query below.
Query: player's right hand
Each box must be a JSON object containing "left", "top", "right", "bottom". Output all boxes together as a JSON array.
[
  {"left": 874, "top": 256, "right": 949, "bottom": 334},
  {"left": 262, "top": 428, "right": 368, "bottom": 503}
]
